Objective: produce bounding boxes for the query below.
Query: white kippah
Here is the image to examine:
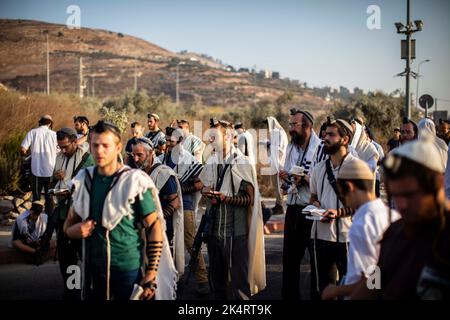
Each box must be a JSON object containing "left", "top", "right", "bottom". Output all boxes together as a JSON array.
[{"left": 388, "top": 136, "right": 445, "bottom": 173}]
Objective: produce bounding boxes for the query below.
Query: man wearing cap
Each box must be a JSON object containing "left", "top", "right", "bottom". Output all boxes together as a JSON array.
[
  {"left": 176, "top": 119, "right": 205, "bottom": 163},
  {"left": 352, "top": 138, "right": 450, "bottom": 299},
  {"left": 321, "top": 158, "right": 400, "bottom": 300},
  {"left": 308, "top": 118, "right": 356, "bottom": 300},
  {"left": 146, "top": 113, "right": 166, "bottom": 155},
  {"left": 279, "top": 108, "right": 321, "bottom": 300},
  {"left": 21, "top": 115, "right": 57, "bottom": 215},
  {"left": 131, "top": 136, "right": 185, "bottom": 279},
  {"left": 11, "top": 200, "right": 48, "bottom": 265},
  {"left": 235, "top": 122, "right": 257, "bottom": 165},
  {"left": 199, "top": 120, "right": 266, "bottom": 299},
  {"left": 387, "top": 128, "right": 401, "bottom": 152},
  {"left": 47, "top": 127, "right": 95, "bottom": 300},
  {"left": 64, "top": 121, "right": 178, "bottom": 300},
  {"left": 162, "top": 127, "right": 209, "bottom": 292}
]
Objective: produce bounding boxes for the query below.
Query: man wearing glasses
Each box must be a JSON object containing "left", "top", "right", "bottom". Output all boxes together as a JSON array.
[
  {"left": 279, "top": 108, "right": 321, "bottom": 300},
  {"left": 47, "top": 127, "right": 95, "bottom": 300}
]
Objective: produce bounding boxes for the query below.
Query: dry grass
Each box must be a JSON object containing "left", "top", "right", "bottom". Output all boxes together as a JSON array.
[{"left": 0, "top": 89, "right": 101, "bottom": 143}]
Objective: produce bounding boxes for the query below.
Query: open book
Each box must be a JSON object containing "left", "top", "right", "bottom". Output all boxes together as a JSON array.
[{"left": 302, "top": 205, "right": 327, "bottom": 221}]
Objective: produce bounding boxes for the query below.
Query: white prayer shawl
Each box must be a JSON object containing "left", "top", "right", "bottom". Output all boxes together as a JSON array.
[
  {"left": 183, "top": 133, "right": 205, "bottom": 163},
  {"left": 164, "top": 145, "right": 204, "bottom": 220},
  {"left": 148, "top": 163, "right": 185, "bottom": 276},
  {"left": 14, "top": 210, "right": 48, "bottom": 243},
  {"left": 53, "top": 143, "right": 89, "bottom": 190},
  {"left": 70, "top": 166, "right": 178, "bottom": 300},
  {"left": 199, "top": 147, "right": 266, "bottom": 296},
  {"left": 418, "top": 118, "right": 448, "bottom": 170},
  {"left": 350, "top": 122, "right": 379, "bottom": 173},
  {"left": 267, "top": 116, "right": 289, "bottom": 174},
  {"left": 237, "top": 131, "right": 257, "bottom": 165},
  {"left": 283, "top": 130, "right": 321, "bottom": 176}
]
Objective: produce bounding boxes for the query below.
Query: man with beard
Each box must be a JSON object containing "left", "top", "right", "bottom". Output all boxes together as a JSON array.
[
  {"left": 131, "top": 137, "right": 185, "bottom": 277},
  {"left": 309, "top": 117, "right": 356, "bottom": 300},
  {"left": 279, "top": 108, "right": 321, "bottom": 300},
  {"left": 145, "top": 113, "right": 166, "bottom": 156},
  {"left": 400, "top": 117, "right": 418, "bottom": 145},
  {"left": 73, "top": 116, "right": 90, "bottom": 145}
]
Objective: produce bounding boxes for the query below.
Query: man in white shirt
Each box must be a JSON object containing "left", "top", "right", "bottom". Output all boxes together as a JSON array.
[
  {"left": 279, "top": 109, "right": 321, "bottom": 300},
  {"left": 177, "top": 119, "right": 205, "bottom": 163},
  {"left": 309, "top": 118, "right": 355, "bottom": 300},
  {"left": 20, "top": 115, "right": 57, "bottom": 215},
  {"left": 320, "top": 157, "right": 400, "bottom": 300}
]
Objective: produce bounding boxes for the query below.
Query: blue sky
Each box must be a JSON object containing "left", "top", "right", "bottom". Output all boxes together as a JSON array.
[{"left": 1, "top": 0, "right": 449, "bottom": 108}]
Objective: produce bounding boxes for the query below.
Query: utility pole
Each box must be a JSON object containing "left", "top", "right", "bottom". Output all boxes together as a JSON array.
[
  {"left": 92, "top": 74, "right": 95, "bottom": 97},
  {"left": 395, "top": 0, "right": 423, "bottom": 119},
  {"left": 79, "top": 56, "right": 85, "bottom": 98},
  {"left": 43, "top": 30, "right": 50, "bottom": 95},
  {"left": 134, "top": 63, "right": 138, "bottom": 91},
  {"left": 175, "top": 61, "right": 186, "bottom": 104}
]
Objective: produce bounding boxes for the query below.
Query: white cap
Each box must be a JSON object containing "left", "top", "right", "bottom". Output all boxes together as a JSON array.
[{"left": 387, "top": 136, "right": 445, "bottom": 173}]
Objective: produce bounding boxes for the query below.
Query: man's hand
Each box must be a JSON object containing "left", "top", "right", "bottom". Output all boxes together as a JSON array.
[
  {"left": 68, "top": 219, "right": 96, "bottom": 239},
  {"left": 140, "top": 274, "right": 156, "bottom": 300},
  {"left": 279, "top": 170, "right": 289, "bottom": 181},
  {"left": 320, "top": 209, "right": 337, "bottom": 223},
  {"left": 321, "top": 284, "right": 339, "bottom": 300},
  {"left": 55, "top": 170, "right": 65, "bottom": 180}
]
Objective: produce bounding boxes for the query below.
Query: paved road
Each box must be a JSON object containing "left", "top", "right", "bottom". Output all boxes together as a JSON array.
[{"left": 0, "top": 199, "right": 312, "bottom": 300}]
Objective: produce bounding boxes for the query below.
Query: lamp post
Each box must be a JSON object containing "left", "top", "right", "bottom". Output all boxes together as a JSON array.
[
  {"left": 416, "top": 59, "right": 431, "bottom": 117},
  {"left": 43, "top": 30, "right": 50, "bottom": 95},
  {"left": 395, "top": 0, "right": 424, "bottom": 119},
  {"left": 176, "top": 61, "right": 185, "bottom": 105}
]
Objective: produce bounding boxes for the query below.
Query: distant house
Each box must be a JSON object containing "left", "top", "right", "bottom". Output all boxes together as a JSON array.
[
  {"left": 225, "top": 65, "right": 236, "bottom": 72},
  {"left": 272, "top": 72, "right": 280, "bottom": 79},
  {"left": 238, "top": 68, "right": 250, "bottom": 73},
  {"left": 264, "top": 70, "right": 272, "bottom": 79}
]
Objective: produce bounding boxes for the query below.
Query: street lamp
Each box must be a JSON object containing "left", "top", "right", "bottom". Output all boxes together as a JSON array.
[
  {"left": 415, "top": 59, "right": 431, "bottom": 116},
  {"left": 43, "top": 30, "right": 50, "bottom": 95},
  {"left": 394, "top": 0, "right": 424, "bottom": 119}
]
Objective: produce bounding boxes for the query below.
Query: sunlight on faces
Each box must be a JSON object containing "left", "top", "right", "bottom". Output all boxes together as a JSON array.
[
  {"left": 148, "top": 117, "right": 158, "bottom": 131},
  {"left": 131, "top": 125, "right": 143, "bottom": 138},
  {"left": 131, "top": 143, "right": 151, "bottom": 168},
  {"left": 324, "top": 126, "right": 349, "bottom": 154},
  {"left": 90, "top": 131, "right": 122, "bottom": 168}
]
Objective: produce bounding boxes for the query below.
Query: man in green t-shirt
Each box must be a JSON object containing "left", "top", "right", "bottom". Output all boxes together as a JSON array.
[{"left": 64, "top": 121, "right": 166, "bottom": 300}]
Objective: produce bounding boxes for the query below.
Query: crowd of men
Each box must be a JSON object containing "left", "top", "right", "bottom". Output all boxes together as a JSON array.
[{"left": 13, "top": 109, "right": 450, "bottom": 300}]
